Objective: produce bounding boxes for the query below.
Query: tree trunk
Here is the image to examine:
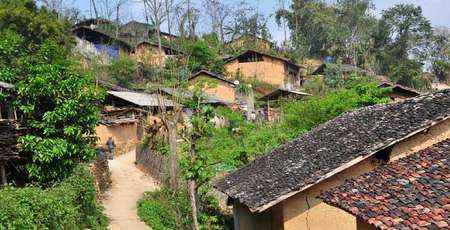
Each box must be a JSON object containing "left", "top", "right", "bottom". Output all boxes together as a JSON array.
[
  {"left": 91, "top": 0, "right": 99, "bottom": 19},
  {"left": 0, "top": 162, "right": 6, "bottom": 185},
  {"left": 156, "top": 20, "right": 164, "bottom": 67},
  {"left": 188, "top": 179, "right": 200, "bottom": 230},
  {"left": 165, "top": 0, "right": 172, "bottom": 36},
  {"left": 168, "top": 121, "right": 178, "bottom": 191},
  {"left": 115, "top": 4, "right": 120, "bottom": 39}
]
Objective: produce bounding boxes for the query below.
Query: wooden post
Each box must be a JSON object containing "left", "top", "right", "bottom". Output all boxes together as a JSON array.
[{"left": 0, "top": 162, "right": 6, "bottom": 185}]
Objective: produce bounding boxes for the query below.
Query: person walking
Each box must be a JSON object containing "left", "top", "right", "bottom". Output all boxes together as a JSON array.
[{"left": 106, "top": 137, "right": 116, "bottom": 160}]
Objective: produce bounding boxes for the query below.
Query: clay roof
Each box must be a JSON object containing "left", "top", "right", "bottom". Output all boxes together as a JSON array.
[
  {"left": 224, "top": 50, "right": 303, "bottom": 69},
  {"left": 107, "top": 91, "right": 176, "bottom": 107},
  {"left": 379, "top": 82, "right": 421, "bottom": 97},
  {"left": 188, "top": 70, "right": 236, "bottom": 86},
  {"left": 320, "top": 139, "right": 450, "bottom": 230},
  {"left": 215, "top": 89, "right": 450, "bottom": 212},
  {"left": 259, "top": 88, "right": 311, "bottom": 101}
]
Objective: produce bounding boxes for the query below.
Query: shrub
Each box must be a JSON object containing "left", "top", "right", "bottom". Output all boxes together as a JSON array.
[
  {"left": 0, "top": 165, "right": 107, "bottom": 230},
  {"left": 137, "top": 199, "right": 177, "bottom": 230}
]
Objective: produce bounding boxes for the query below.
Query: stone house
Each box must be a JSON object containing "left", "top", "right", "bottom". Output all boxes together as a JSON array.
[
  {"left": 215, "top": 89, "right": 450, "bottom": 230},
  {"left": 224, "top": 50, "right": 305, "bottom": 90},
  {"left": 187, "top": 70, "right": 237, "bottom": 103}
]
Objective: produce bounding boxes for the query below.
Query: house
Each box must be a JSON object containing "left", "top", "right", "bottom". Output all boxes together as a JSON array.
[
  {"left": 73, "top": 26, "right": 132, "bottom": 59},
  {"left": 320, "top": 139, "right": 450, "bottom": 230},
  {"left": 119, "top": 20, "right": 178, "bottom": 46},
  {"left": 224, "top": 50, "right": 304, "bottom": 90},
  {"left": 378, "top": 82, "right": 421, "bottom": 101},
  {"left": 159, "top": 87, "right": 233, "bottom": 106},
  {"left": 225, "top": 35, "right": 273, "bottom": 52},
  {"left": 187, "top": 70, "right": 237, "bottom": 103},
  {"left": 131, "top": 41, "right": 179, "bottom": 66},
  {"left": 97, "top": 89, "right": 176, "bottom": 155},
  {"left": 215, "top": 89, "right": 450, "bottom": 230},
  {"left": 311, "top": 63, "right": 368, "bottom": 76}
]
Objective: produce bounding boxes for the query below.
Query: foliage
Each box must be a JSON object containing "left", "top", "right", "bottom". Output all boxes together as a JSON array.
[
  {"left": 324, "top": 62, "right": 344, "bottom": 88},
  {"left": 138, "top": 187, "right": 232, "bottom": 230},
  {"left": 429, "top": 33, "right": 450, "bottom": 82},
  {"left": 197, "top": 83, "right": 391, "bottom": 172},
  {"left": 0, "top": 0, "right": 73, "bottom": 47},
  {"left": 388, "top": 59, "right": 431, "bottom": 89},
  {"left": 225, "top": 1, "right": 271, "bottom": 42},
  {"left": 182, "top": 38, "right": 225, "bottom": 74},
  {"left": 108, "top": 54, "right": 137, "bottom": 88},
  {"left": 0, "top": 165, "right": 107, "bottom": 229},
  {"left": 0, "top": 31, "right": 104, "bottom": 183},
  {"left": 138, "top": 199, "right": 178, "bottom": 230}
]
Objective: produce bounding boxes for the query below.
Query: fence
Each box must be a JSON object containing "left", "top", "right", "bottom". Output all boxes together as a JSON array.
[{"left": 135, "top": 144, "right": 168, "bottom": 184}]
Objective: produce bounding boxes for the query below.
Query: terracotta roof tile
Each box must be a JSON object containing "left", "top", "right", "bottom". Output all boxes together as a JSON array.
[
  {"left": 320, "top": 139, "right": 450, "bottom": 230},
  {"left": 215, "top": 89, "right": 450, "bottom": 212}
]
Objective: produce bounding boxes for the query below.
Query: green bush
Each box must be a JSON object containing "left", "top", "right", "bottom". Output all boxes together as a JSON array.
[
  {"left": 138, "top": 199, "right": 177, "bottom": 230},
  {"left": 0, "top": 165, "right": 107, "bottom": 230}
]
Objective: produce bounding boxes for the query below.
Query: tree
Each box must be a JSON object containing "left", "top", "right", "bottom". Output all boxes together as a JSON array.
[
  {"left": 203, "top": 0, "right": 231, "bottom": 43},
  {"left": 330, "top": 0, "right": 377, "bottom": 66},
  {"left": 276, "top": 0, "right": 335, "bottom": 57},
  {"left": 144, "top": 0, "right": 166, "bottom": 68},
  {"left": 181, "top": 92, "right": 215, "bottom": 230},
  {"left": 0, "top": 31, "right": 104, "bottom": 183},
  {"left": 0, "top": 0, "right": 73, "bottom": 47},
  {"left": 429, "top": 29, "right": 450, "bottom": 82},
  {"left": 225, "top": 1, "right": 271, "bottom": 41},
  {"left": 376, "top": 4, "right": 432, "bottom": 74}
]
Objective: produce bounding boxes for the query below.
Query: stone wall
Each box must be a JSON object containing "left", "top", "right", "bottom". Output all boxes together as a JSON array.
[
  {"left": 135, "top": 144, "right": 168, "bottom": 184},
  {"left": 90, "top": 150, "right": 112, "bottom": 194}
]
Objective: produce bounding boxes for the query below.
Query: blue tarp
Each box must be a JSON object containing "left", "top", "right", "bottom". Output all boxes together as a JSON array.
[{"left": 94, "top": 44, "right": 119, "bottom": 59}]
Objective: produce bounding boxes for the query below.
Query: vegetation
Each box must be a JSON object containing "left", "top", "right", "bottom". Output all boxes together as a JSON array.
[{"left": 0, "top": 165, "right": 107, "bottom": 229}]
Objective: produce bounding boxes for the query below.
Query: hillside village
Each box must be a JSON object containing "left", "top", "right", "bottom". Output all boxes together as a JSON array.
[{"left": 0, "top": 0, "right": 449, "bottom": 230}]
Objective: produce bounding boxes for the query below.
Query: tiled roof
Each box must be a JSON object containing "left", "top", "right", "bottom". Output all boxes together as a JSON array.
[
  {"left": 320, "top": 138, "right": 450, "bottom": 230},
  {"left": 107, "top": 91, "right": 176, "bottom": 107},
  {"left": 215, "top": 89, "right": 450, "bottom": 212}
]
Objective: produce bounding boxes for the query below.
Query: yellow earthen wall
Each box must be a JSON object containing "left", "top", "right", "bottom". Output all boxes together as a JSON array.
[
  {"left": 131, "top": 44, "right": 165, "bottom": 66},
  {"left": 234, "top": 118, "right": 450, "bottom": 230},
  {"left": 389, "top": 118, "right": 450, "bottom": 162},
  {"left": 188, "top": 75, "right": 236, "bottom": 102},
  {"left": 225, "top": 58, "right": 286, "bottom": 86},
  {"left": 96, "top": 123, "right": 138, "bottom": 155}
]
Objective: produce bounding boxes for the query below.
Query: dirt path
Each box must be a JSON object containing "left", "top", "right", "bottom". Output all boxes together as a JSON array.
[{"left": 102, "top": 150, "right": 158, "bottom": 230}]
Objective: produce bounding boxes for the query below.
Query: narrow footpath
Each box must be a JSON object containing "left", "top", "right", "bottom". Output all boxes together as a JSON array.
[{"left": 102, "top": 150, "right": 158, "bottom": 230}]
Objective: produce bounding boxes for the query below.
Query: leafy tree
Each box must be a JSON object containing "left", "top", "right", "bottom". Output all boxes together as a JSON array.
[
  {"left": 329, "top": 0, "right": 377, "bottom": 66},
  {"left": 0, "top": 0, "right": 73, "bottom": 47},
  {"left": 389, "top": 59, "right": 430, "bottom": 89},
  {"left": 276, "top": 0, "right": 335, "bottom": 57},
  {"left": 108, "top": 55, "right": 137, "bottom": 88},
  {"left": 324, "top": 62, "right": 344, "bottom": 88},
  {"left": 225, "top": 1, "right": 271, "bottom": 41},
  {"left": 182, "top": 38, "right": 225, "bottom": 74},
  {"left": 0, "top": 31, "right": 104, "bottom": 183},
  {"left": 429, "top": 32, "right": 450, "bottom": 82},
  {"left": 375, "top": 4, "right": 432, "bottom": 74}
]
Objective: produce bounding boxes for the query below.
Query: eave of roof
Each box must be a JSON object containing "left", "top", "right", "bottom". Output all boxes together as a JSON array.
[
  {"left": 259, "top": 88, "right": 311, "bottom": 101},
  {"left": 72, "top": 26, "right": 132, "bottom": 50},
  {"left": 224, "top": 50, "right": 303, "bottom": 69},
  {"left": 379, "top": 82, "right": 421, "bottom": 96},
  {"left": 215, "top": 89, "right": 450, "bottom": 213},
  {"left": 107, "top": 91, "right": 176, "bottom": 107},
  {"left": 188, "top": 70, "right": 236, "bottom": 86},
  {"left": 134, "top": 41, "right": 180, "bottom": 54}
]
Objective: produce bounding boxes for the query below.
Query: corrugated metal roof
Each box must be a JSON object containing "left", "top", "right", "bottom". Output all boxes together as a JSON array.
[{"left": 108, "top": 91, "right": 176, "bottom": 107}]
